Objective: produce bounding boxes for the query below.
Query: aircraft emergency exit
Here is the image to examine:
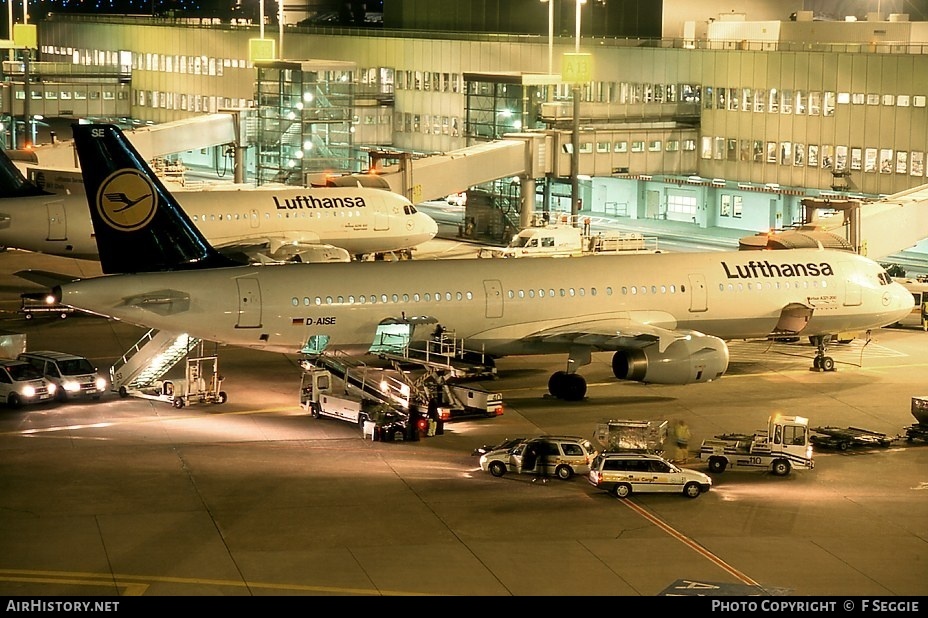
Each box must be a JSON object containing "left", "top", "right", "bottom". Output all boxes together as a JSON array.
[
  {"left": 0, "top": 147, "right": 437, "bottom": 263},
  {"left": 54, "top": 125, "right": 914, "bottom": 400}
]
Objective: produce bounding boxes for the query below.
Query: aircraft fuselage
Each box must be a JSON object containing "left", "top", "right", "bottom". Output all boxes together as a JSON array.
[{"left": 57, "top": 248, "right": 914, "bottom": 355}]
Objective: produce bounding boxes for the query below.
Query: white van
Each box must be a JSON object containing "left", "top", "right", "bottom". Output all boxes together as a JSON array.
[
  {"left": 0, "top": 359, "right": 57, "bottom": 408},
  {"left": 18, "top": 351, "right": 108, "bottom": 401}
]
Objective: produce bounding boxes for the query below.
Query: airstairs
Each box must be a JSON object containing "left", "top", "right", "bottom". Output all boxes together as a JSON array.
[{"left": 109, "top": 329, "right": 202, "bottom": 396}]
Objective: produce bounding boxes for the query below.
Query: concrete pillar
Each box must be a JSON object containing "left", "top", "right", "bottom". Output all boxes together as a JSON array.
[{"left": 520, "top": 176, "right": 535, "bottom": 229}]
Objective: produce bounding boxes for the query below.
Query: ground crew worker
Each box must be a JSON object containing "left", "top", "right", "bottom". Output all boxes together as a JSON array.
[{"left": 673, "top": 420, "right": 691, "bottom": 464}]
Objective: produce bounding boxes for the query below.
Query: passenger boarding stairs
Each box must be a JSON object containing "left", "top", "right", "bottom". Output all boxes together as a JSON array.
[{"left": 109, "top": 329, "right": 202, "bottom": 396}]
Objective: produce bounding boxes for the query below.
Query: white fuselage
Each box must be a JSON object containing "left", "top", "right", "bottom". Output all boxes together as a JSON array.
[
  {"left": 58, "top": 248, "right": 914, "bottom": 355},
  {"left": 0, "top": 185, "right": 438, "bottom": 259}
]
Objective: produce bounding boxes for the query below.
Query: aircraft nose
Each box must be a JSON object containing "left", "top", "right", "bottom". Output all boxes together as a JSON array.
[
  {"left": 889, "top": 282, "right": 915, "bottom": 321},
  {"left": 421, "top": 214, "right": 438, "bottom": 239}
]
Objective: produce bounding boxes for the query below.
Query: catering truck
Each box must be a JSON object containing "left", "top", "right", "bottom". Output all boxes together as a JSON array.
[{"left": 698, "top": 415, "right": 814, "bottom": 476}]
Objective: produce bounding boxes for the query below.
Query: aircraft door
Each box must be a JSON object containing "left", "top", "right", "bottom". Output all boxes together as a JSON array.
[
  {"left": 45, "top": 200, "right": 66, "bottom": 241},
  {"left": 687, "top": 273, "right": 707, "bottom": 312},
  {"left": 842, "top": 263, "right": 862, "bottom": 306},
  {"left": 235, "top": 277, "right": 262, "bottom": 328},
  {"left": 250, "top": 208, "right": 259, "bottom": 229},
  {"left": 484, "top": 279, "right": 503, "bottom": 318}
]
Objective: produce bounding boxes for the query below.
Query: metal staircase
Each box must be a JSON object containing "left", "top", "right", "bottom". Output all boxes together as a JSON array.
[{"left": 109, "top": 329, "right": 202, "bottom": 395}]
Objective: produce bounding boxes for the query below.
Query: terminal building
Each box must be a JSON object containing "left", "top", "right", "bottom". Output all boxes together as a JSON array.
[{"left": 7, "top": 0, "right": 928, "bottom": 251}]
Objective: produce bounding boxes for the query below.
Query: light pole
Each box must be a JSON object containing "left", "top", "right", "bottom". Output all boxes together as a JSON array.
[
  {"left": 540, "top": 0, "right": 553, "bottom": 76},
  {"left": 570, "top": 0, "right": 586, "bottom": 226}
]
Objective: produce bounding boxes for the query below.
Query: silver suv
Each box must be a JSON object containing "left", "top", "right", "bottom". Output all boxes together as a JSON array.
[
  {"left": 479, "top": 435, "right": 596, "bottom": 480},
  {"left": 588, "top": 452, "right": 712, "bottom": 499}
]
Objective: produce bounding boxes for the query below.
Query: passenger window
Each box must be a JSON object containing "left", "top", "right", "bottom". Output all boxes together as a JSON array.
[
  {"left": 0, "top": 371, "right": 10, "bottom": 384},
  {"left": 562, "top": 444, "right": 582, "bottom": 456}
]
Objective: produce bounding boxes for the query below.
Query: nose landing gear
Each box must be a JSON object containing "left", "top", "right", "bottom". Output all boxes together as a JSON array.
[{"left": 810, "top": 335, "right": 836, "bottom": 372}]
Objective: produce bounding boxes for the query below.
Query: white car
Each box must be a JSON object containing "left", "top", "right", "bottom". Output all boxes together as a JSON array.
[{"left": 588, "top": 452, "right": 712, "bottom": 499}]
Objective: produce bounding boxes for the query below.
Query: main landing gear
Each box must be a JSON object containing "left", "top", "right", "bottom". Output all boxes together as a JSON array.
[
  {"left": 810, "top": 335, "right": 836, "bottom": 372},
  {"left": 547, "top": 347, "right": 591, "bottom": 401}
]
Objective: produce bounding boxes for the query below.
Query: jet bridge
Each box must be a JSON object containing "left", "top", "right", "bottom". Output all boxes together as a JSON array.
[{"left": 737, "top": 182, "right": 928, "bottom": 260}]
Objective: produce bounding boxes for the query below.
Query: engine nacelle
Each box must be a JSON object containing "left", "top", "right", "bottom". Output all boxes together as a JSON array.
[{"left": 611, "top": 333, "right": 729, "bottom": 384}]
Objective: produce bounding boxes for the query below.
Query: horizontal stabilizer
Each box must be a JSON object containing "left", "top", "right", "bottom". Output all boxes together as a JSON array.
[{"left": 14, "top": 269, "right": 81, "bottom": 288}]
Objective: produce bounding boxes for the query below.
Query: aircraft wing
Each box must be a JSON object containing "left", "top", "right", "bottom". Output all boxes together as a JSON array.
[
  {"left": 520, "top": 315, "right": 688, "bottom": 353},
  {"left": 213, "top": 237, "right": 350, "bottom": 263}
]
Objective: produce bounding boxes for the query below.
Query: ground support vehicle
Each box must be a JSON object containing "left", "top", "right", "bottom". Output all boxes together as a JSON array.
[
  {"left": 300, "top": 365, "right": 409, "bottom": 441},
  {"left": 591, "top": 419, "right": 669, "bottom": 456},
  {"left": 892, "top": 277, "right": 928, "bottom": 331},
  {"left": 20, "top": 291, "right": 73, "bottom": 320},
  {"left": 0, "top": 359, "right": 56, "bottom": 407},
  {"left": 905, "top": 397, "right": 928, "bottom": 443},
  {"left": 698, "top": 415, "right": 814, "bottom": 476},
  {"left": 440, "top": 382, "right": 503, "bottom": 420},
  {"left": 381, "top": 329, "right": 502, "bottom": 421},
  {"left": 588, "top": 452, "right": 711, "bottom": 499},
  {"left": 810, "top": 426, "right": 894, "bottom": 450},
  {"left": 129, "top": 354, "right": 227, "bottom": 409},
  {"left": 477, "top": 222, "right": 658, "bottom": 259},
  {"left": 18, "top": 350, "right": 107, "bottom": 401},
  {"left": 478, "top": 435, "right": 596, "bottom": 480}
]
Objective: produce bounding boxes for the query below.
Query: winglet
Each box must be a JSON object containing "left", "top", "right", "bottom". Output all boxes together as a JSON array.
[{"left": 70, "top": 123, "right": 239, "bottom": 274}]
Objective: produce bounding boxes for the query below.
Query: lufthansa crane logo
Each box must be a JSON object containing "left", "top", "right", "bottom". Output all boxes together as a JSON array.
[{"left": 96, "top": 169, "right": 157, "bottom": 232}]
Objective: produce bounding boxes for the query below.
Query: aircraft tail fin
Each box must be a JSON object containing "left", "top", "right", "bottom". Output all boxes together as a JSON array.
[
  {"left": 0, "top": 148, "right": 50, "bottom": 198},
  {"left": 70, "top": 123, "right": 239, "bottom": 274}
]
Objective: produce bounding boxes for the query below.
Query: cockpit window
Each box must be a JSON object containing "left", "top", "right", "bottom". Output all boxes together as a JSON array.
[
  {"left": 404, "top": 205, "right": 418, "bottom": 215},
  {"left": 878, "top": 272, "right": 892, "bottom": 285}
]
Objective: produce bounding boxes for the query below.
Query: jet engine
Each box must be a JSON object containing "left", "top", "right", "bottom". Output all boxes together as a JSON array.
[{"left": 611, "top": 333, "right": 729, "bottom": 384}]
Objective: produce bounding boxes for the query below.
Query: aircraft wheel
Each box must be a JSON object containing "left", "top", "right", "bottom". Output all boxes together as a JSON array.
[
  {"left": 548, "top": 371, "right": 568, "bottom": 398},
  {"left": 813, "top": 356, "right": 822, "bottom": 370},
  {"left": 562, "top": 374, "right": 587, "bottom": 401},
  {"left": 821, "top": 357, "right": 835, "bottom": 372}
]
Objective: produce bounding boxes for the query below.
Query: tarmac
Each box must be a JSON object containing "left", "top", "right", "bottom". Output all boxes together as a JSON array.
[{"left": 0, "top": 241, "right": 926, "bottom": 601}]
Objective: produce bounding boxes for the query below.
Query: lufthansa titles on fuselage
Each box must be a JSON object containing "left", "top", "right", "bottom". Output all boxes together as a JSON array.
[
  {"left": 721, "top": 260, "right": 835, "bottom": 279},
  {"left": 273, "top": 195, "right": 367, "bottom": 210}
]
